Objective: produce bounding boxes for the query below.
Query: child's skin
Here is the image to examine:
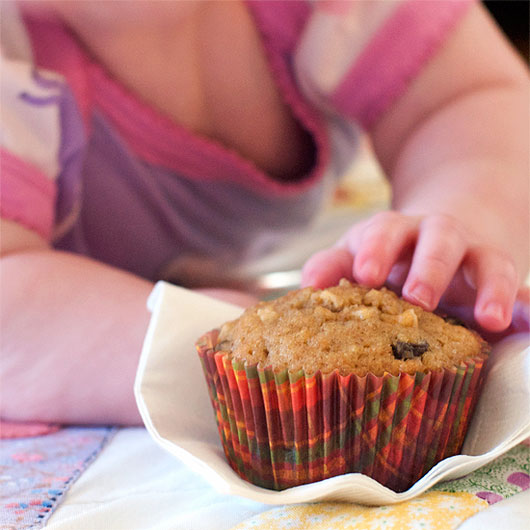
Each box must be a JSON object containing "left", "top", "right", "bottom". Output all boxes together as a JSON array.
[{"left": 1, "top": 1, "right": 528, "bottom": 425}]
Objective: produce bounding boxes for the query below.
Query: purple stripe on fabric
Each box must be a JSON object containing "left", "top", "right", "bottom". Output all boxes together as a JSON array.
[
  {"left": 12, "top": 69, "right": 87, "bottom": 241},
  {"left": 51, "top": 78, "right": 87, "bottom": 239},
  {"left": 331, "top": 0, "right": 474, "bottom": 129},
  {"left": 19, "top": 93, "right": 63, "bottom": 107}
]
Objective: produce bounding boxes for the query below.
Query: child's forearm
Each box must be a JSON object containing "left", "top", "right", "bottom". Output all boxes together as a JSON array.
[
  {"left": 1, "top": 249, "right": 153, "bottom": 425},
  {"left": 0, "top": 248, "right": 256, "bottom": 425},
  {"left": 370, "top": 1, "right": 528, "bottom": 270},
  {"left": 388, "top": 81, "right": 529, "bottom": 278}
]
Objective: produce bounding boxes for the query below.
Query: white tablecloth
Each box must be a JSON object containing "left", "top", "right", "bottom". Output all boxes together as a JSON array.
[{"left": 45, "top": 428, "right": 529, "bottom": 530}]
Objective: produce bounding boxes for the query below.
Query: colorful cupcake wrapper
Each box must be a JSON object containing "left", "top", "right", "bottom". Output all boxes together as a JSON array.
[{"left": 196, "top": 330, "right": 487, "bottom": 492}]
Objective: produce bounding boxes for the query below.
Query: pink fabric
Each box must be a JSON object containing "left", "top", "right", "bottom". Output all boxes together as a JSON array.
[
  {"left": 314, "top": 0, "right": 353, "bottom": 16},
  {"left": 0, "top": 149, "right": 56, "bottom": 240},
  {"left": 330, "top": 0, "right": 475, "bottom": 129},
  {"left": 24, "top": 16, "right": 92, "bottom": 128},
  {"left": 0, "top": 421, "right": 60, "bottom": 439}
]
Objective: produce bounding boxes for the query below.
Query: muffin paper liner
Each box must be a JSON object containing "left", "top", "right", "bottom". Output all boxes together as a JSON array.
[{"left": 196, "top": 330, "right": 486, "bottom": 492}]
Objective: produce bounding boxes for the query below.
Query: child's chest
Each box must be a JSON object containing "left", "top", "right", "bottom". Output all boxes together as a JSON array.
[{"left": 78, "top": 1, "right": 314, "bottom": 180}]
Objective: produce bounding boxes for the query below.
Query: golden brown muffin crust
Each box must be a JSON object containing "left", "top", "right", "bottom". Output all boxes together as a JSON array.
[{"left": 216, "top": 279, "right": 488, "bottom": 376}]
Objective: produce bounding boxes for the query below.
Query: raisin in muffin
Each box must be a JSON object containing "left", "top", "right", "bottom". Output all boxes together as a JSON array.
[{"left": 197, "top": 279, "right": 489, "bottom": 492}]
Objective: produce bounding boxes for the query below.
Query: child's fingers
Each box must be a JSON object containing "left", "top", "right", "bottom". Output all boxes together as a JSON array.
[
  {"left": 352, "top": 212, "right": 417, "bottom": 287},
  {"left": 471, "top": 248, "right": 519, "bottom": 331},
  {"left": 304, "top": 213, "right": 521, "bottom": 334},
  {"left": 334, "top": 220, "right": 367, "bottom": 251},
  {"left": 301, "top": 247, "right": 353, "bottom": 288},
  {"left": 402, "top": 215, "right": 467, "bottom": 311},
  {"left": 386, "top": 257, "right": 413, "bottom": 292},
  {"left": 477, "top": 287, "right": 529, "bottom": 343}
]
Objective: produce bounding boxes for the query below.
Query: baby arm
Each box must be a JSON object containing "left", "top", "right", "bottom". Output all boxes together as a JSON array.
[
  {"left": 1, "top": 219, "right": 152, "bottom": 425},
  {"left": 0, "top": 220, "right": 256, "bottom": 425},
  {"left": 303, "top": 3, "right": 529, "bottom": 332}
]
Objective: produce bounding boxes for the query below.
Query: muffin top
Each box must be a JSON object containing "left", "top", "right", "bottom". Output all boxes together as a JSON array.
[{"left": 215, "top": 279, "right": 488, "bottom": 376}]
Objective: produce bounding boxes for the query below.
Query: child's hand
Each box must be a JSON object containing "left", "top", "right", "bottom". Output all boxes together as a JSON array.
[
  {"left": 480, "top": 287, "right": 529, "bottom": 343},
  {"left": 302, "top": 212, "right": 522, "bottom": 333}
]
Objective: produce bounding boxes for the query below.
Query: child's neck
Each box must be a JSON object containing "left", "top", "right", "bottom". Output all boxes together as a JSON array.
[
  {"left": 54, "top": 1, "right": 315, "bottom": 180},
  {"left": 57, "top": 2, "right": 211, "bottom": 135}
]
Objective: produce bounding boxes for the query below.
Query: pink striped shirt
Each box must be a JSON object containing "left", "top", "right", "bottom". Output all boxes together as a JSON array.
[{"left": 1, "top": 0, "right": 473, "bottom": 282}]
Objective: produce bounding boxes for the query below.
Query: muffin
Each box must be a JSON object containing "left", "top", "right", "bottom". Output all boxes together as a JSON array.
[{"left": 196, "top": 279, "right": 489, "bottom": 492}]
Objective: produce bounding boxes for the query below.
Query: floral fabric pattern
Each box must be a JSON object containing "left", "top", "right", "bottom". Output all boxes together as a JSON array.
[
  {"left": 434, "top": 441, "right": 529, "bottom": 504},
  {"left": 0, "top": 427, "right": 115, "bottom": 530},
  {"left": 231, "top": 492, "right": 488, "bottom": 530}
]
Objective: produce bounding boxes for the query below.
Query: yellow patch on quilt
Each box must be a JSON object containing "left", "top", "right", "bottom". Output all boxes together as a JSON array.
[{"left": 232, "top": 491, "right": 489, "bottom": 530}]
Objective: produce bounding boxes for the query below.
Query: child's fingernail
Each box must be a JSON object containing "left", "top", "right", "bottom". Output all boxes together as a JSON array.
[
  {"left": 482, "top": 302, "right": 505, "bottom": 323},
  {"left": 408, "top": 283, "right": 433, "bottom": 309}
]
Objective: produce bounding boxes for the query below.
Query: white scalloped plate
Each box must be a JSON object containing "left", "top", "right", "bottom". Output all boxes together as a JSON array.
[{"left": 135, "top": 282, "right": 530, "bottom": 505}]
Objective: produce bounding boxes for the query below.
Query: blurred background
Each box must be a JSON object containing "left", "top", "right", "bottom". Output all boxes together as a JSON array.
[{"left": 484, "top": 0, "right": 529, "bottom": 63}]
